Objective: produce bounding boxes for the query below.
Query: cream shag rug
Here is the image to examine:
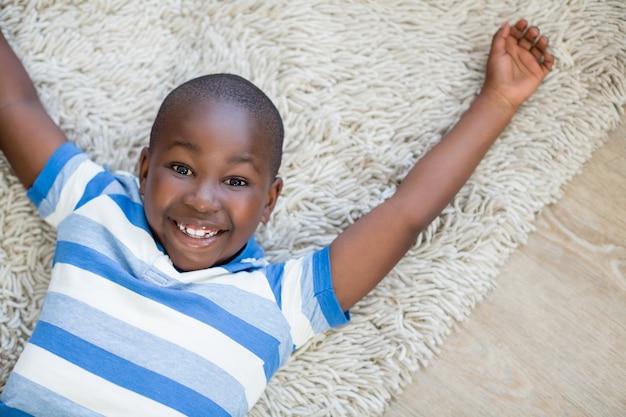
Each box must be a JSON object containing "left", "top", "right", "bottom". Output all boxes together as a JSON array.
[{"left": 1, "top": 0, "right": 624, "bottom": 415}]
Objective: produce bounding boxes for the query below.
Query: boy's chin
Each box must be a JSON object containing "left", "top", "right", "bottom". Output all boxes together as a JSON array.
[
  {"left": 168, "top": 252, "right": 216, "bottom": 272},
  {"left": 169, "top": 249, "right": 244, "bottom": 272},
  {"left": 173, "top": 258, "right": 216, "bottom": 272}
]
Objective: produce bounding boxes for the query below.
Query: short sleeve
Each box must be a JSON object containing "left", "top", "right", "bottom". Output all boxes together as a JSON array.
[
  {"left": 26, "top": 143, "right": 110, "bottom": 228},
  {"left": 270, "top": 246, "right": 350, "bottom": 349}
]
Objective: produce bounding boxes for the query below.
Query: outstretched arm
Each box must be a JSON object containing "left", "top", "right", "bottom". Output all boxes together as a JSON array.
[
  {"left": 330, "top": 20, "right": 554, "bottom": 311},
  {"left": 0, "top": 29, "right": 67, "bottom": 188}
]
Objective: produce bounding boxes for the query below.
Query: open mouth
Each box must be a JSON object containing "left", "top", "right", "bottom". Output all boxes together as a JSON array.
[{"left": 175, "top": 221, "right": 221, "bottom": 239}]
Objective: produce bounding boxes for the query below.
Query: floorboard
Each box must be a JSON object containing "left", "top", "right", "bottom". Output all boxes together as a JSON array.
[{"left": 384, "top": 116, "right": 626, "bottom": 417}]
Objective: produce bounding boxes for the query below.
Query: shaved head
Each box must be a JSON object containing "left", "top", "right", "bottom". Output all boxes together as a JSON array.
[{"left": 150, "top": 74, "right": 284, "bottom": 177}]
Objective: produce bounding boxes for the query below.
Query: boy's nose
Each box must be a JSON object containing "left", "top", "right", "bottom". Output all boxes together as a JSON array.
[{"left": 183, "top": 182, "right": 222, "bottom": 212}]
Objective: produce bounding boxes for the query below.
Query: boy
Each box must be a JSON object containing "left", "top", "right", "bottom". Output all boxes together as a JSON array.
[{"left": 0, "top": 19, "right": 553, "bottom": 416}]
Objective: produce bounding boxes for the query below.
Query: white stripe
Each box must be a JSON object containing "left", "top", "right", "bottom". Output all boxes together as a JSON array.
[
  {"left": 13, "top": 344, "right": 186, "bottom": 417},
  {"left": 45, "top": 159, "right": 104, "bottom": 227},
  {"left": 280, "top": 258, "right": 315, "bottom": 347},
  {"left": 196, "top": 269, "right": 276, "bottom": 300},
  {"left": 76, "top": 194, "right": 159, "bottom": 264},
  {"left": 49, "top": 263, "right": 266, "bottom": 407}
]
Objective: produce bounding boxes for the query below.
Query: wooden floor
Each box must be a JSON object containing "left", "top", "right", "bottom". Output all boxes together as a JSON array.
[{"left": 384, "top": 117, "right": 626, "bottom": 417}]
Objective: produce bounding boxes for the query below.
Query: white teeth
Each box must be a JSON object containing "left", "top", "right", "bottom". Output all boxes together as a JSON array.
[{"left": 176, "top": 222, "right": 219, "bottom": 239}]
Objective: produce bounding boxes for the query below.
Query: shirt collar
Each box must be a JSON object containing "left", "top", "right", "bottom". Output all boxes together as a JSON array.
[{"left": 218, "top": 237, "right": 267, "bottom": 273}]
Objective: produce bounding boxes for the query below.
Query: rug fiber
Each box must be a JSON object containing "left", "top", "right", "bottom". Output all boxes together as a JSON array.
[{"left": 0, "top": 1, "right": 624, "bottom": 415}]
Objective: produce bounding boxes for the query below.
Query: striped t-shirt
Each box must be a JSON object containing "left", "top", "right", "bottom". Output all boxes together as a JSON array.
[{"left": 0, "top": 142, "right": 349, "bottom": 416}]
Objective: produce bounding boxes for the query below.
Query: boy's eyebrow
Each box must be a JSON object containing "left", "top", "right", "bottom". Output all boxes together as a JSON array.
[
  {"left": 168, "top": 140, "right": 200, "bottom": 152},
  {"left": 227, "top": 155, "right": 260, "bottom": 172}
]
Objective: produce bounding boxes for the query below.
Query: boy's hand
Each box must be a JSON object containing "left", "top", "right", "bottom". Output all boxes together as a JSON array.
[{"left": 481, "top": 20, "right": 554, "bottom": 112}]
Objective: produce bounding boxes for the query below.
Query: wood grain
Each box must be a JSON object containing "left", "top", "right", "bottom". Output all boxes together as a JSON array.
[{"left": 384, "top": 118, "right": 626, "bottom": 417}]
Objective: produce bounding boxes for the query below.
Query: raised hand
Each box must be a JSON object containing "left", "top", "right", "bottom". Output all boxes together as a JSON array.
[{"left": 481, "top": 19, "right": 554, "bottom": 112}]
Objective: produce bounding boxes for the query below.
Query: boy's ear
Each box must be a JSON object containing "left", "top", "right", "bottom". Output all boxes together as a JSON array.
[
  {"left": 261, "top": 177, "right": 283, "bottom": 224},
  {"left": 138, "top": 147, "right": 150, "bottom": 195}
]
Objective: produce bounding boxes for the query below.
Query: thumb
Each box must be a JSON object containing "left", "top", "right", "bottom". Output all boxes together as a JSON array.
[{"left": 490, "top": 22, "right": 509, "bottom": 55}]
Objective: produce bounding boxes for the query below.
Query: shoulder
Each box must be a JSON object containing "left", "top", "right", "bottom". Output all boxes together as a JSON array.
[{"left": 27, "top": 142, "right": 142, "bottom": 226}]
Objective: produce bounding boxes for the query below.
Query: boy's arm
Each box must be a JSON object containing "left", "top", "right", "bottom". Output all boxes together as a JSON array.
[
  {"left": 330, "top": 20, "right": 554, "bottom": 311},
  {"left": 0, "top": 28, "right": 67, "bottom": 188}
]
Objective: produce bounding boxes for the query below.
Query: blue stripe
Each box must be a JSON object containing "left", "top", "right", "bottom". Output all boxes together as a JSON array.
[
  {"left": 186, "top": 280, "right": 293, "bottom": 369},
  {"left": 110, "top": 171, "right": 144, "bottom": 205},
  {"left": 26, "top": 142, "right": 82, "bottom": 207},
  {"left": 29, "top": 322, "right": 230, "bottom": 417},
  {"left": 0, "top": 403, "right": 33, "bottom": 417},
  {"left": 299, "top": 253, "right": 324, "bottom": 334},
  {"left": 0, "top": 373, "right": 100, "bottom": 417},
  {"left": 264, "top": 262, "right": 285, "bottom": 308},
  {"left": 40, "top": 292, "right": 248, "bottom": 416},
  {"left": 55, "top": 214, "right": 152, "bottom": 277},
  {"left": 109, "top": 193, "right": 151, "bottom": 232},
  {"left": 74, "top": 169, "right": 115, "bottom": 210},
  {"left": 312, "top": 247, "right": 350, "bottom": 328},
  {"left": 54, "top": 241, "right": 282, "bottom": 379}
]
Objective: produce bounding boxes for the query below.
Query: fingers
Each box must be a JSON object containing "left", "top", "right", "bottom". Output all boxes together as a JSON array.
[{"left": 508, "top": 19, "right": 554, "bottom": 72}]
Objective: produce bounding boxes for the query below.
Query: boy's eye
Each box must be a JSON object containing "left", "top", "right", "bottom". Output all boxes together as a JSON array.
[
  {"left": 171, "top": 164, "right": 192, "bottom": 176},
  {"left": 225, "top": 178, "right": 248, "bottom": 187}
]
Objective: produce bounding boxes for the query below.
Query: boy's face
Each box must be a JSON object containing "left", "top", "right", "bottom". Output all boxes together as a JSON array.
[{"left": 139, "top": 99, "right": 282, "bottom": 272}]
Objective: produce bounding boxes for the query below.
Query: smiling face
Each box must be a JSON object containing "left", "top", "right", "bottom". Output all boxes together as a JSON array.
[{"left": 139, "top": 99, "right": 282, "bottom": 271}]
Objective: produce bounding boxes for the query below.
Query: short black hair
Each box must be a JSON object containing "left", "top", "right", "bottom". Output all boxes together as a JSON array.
[{"left": 150, "top": 74, "right": 284, "bottom": 177}]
